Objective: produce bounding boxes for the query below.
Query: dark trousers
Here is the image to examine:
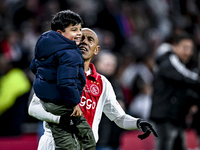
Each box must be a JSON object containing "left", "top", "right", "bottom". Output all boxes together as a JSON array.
[{"left": 152, "top": 121, "right": 186, "bottom": 150}]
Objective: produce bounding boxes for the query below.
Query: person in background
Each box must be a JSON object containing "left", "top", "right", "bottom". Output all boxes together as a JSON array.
[
  {"left": 28, "top": 28, "right": 158, "bottom": 150},
  {"left": 150, "top": 32, "right": 200, "bottom": 150},
  {"left": 94, "top": 50, "right": 126, "bottom": 150},
  {"left": 120, "top": 54, "right": 155, "bottom": 120},
  {"left": 0, "top": 52, "right": 31, "bottom": 136},
  {"left": 29, "top": 10, "right": 95, "bottom": 150}
]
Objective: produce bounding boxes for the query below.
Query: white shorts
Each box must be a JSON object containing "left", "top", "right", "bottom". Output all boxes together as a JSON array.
[{"left": 37, "top": 133, "right": 55, "bottom": 150}]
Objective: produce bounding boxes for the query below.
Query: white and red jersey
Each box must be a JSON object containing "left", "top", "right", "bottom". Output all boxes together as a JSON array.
[{"left": 79, "top": 63, "right": 125, "bottom": 141}]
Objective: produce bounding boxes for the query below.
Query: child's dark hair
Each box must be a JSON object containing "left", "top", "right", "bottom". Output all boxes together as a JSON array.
[{"left": 51, "top": 10, "right": 83, "bottom": 32}]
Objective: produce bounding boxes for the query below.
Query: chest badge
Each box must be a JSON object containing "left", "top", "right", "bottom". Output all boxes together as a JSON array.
[{"left": 90, "top": 84, "right": 99, "bottom": 95}]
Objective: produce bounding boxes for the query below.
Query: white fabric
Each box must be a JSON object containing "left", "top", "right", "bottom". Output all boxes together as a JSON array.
[
  {"left": 37, "top": 134, "right": 55, "bottom": 150},
  {"left": 91, "top": 75, "right": 126, "bottom": 141},
  {"left": 120, "top": 62, "right": 154, "bottom": 88},
  {"left": 156, "top": 43, "right": 172, "bottom": 58},
  {"left": 28, "top": 94, "right": 60, "bottom": 124},
  {"left": 37, "top": 122, "right": 55, "bottom": 150},
  {"left": 114, "top": 114, "right": 138, "bottom": 130},
  {"left": 85, "top": 67, "right": 91, "bottom": 76},
  {"left": 129, "top": 93, "right": 152, "bottom": 119},
  {"left": 169, "top": 54, "right": 199, "bottom": 80}
]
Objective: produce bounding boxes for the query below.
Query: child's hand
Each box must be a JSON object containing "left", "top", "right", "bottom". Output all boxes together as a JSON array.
[{"left": 71, "top": 104, "right": 82, "bottom": 117}]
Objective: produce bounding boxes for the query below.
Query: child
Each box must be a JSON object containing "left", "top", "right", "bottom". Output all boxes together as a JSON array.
[{"left": 30, "top": 10, "right": 96, "bottom": 150}]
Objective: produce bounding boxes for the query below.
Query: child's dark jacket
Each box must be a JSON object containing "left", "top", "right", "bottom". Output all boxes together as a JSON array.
[{"left": 30, "top": 30, "right": 86, "bottom": 107}]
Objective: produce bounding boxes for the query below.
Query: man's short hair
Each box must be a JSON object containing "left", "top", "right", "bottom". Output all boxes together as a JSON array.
[
  {"left": 51, "top": 10, "right": 83, "bottom": 31},
  {"left": 172, "top": 32, "right": 194, "bottom": 44}
]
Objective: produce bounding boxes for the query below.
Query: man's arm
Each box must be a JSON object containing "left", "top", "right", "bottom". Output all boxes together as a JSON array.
[
  {"left": 113, "top": 114, "right": 138, "bottom": 130},
  {"left": 28, "top": 94, "right": 60, "bottom": 123},
  {"left": 28, "top": 94, "right": 80, "bottom": 128},
  {"left": 114, "top": 114, "right": 158, "bottom": 140},
  {"left": 102, "top": 76, "right": 157, "bottom": 140}
]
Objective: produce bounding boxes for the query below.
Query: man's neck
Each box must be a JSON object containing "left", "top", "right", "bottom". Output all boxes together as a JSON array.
[{"left": 84, "top": 60, "right": 90, "bottom": 72}]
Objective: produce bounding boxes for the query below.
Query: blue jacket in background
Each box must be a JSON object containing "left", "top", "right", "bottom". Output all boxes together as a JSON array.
[{"left": 30, "top": 30, "right": 86, "bottom": 107}]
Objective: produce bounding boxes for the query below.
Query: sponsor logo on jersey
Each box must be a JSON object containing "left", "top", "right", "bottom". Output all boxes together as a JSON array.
[{"left": 80, "top": 96, "right": 96, "bottom": 109}]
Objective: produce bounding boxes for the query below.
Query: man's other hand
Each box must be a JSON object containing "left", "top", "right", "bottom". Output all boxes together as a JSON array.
[{"left": 137, "top": 118, "right": 158, "bottom": 140}]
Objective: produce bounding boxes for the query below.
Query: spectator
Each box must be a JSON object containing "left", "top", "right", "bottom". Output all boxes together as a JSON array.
[
  {"left": 150, "top": 32, "right": 200, "bottom": 150},
  {"left": 94, "top": 50, "right": 126, "bottom": 150},
  {"left": 0, "top": 53, "right": 31, "bottom": 136},
  {"left": 12, "top": 0, "right": 40, "bottom": 29},
  {"left": 121, "top": 54, "right": 155, "bottom": 120}
]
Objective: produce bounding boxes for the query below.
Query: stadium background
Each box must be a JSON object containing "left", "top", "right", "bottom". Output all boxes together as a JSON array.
[{"left": 0, "top": 0, "right": 200, "bottom": 149}]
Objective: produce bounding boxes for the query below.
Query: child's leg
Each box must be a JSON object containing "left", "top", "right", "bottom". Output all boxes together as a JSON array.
[
  {"left": 41, "top": 101, "right": 77, "bottom": 149},
  {"left": 48, "top": 122, "right": 79, "bottom": 150},
  {"left": 74, "top": 115, "right": 96, "bottom": 150}
]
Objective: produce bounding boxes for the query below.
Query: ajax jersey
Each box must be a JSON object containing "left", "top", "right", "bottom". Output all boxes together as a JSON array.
[
  {"left": 79, "top": 63, "right": 125, "bottom": 141},
  {"left": 80, "top": 74, "right": 103, "bottom": 128}
]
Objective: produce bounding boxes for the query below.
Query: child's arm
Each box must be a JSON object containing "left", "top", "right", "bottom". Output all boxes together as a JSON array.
[
  {"left": 30, "top": 57, "right": 37, "bottom": 74},
  {"left": 56, "top": 50, "right": 84, "bottom": 107}
]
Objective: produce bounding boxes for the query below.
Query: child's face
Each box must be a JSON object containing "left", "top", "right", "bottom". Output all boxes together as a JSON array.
[{"left": 58, "top": 23, "right": 82, "bottom": 45}]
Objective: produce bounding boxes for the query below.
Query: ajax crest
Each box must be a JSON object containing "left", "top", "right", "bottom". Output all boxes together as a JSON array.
[{"left": 90, "top": 84, "right": 99, "bottom": 95}]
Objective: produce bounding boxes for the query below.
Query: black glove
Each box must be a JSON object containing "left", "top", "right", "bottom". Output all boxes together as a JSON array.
[
  {"left": 137, "top": 118, "right": 158, "bottom": 140},
  {"left": 59, "top": 114, "right": 82, "bottom": 130}
]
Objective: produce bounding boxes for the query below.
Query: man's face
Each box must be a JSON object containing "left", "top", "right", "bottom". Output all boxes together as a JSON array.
[
  {"left": 173, "top": 39, "right": 194, "bottom": 64},
  {"left": 78, "top": 28, "right": 100, "bottom": 61},
  {"left": 58, "top": 23, "right": 82, "bottom": 45}
]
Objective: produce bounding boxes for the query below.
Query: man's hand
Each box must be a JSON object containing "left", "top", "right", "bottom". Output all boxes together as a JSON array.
[
  {"left": 137, "top": 119, "right": 158, "bottom": 140},
  {"left": 71, "top": 104, "right": 82, "bottom": 117}
]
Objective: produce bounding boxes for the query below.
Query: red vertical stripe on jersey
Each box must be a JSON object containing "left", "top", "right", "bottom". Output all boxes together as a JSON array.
[{"left": 79, "top": 74, "right": 103, "bottom": 129}]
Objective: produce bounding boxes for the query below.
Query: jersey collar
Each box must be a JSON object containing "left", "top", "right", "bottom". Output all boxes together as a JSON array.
[{"left": 86, "top": 63, "right": 98, "bottom": 80}]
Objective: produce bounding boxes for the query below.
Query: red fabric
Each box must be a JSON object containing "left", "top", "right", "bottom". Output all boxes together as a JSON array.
[{"left": 79, "top": 63, "right": 103, "bottom": 128}]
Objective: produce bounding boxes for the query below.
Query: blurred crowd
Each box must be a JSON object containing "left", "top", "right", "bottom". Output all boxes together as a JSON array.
[{"left": 0, "top": 0, "right": 200, "bottom": 149}]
